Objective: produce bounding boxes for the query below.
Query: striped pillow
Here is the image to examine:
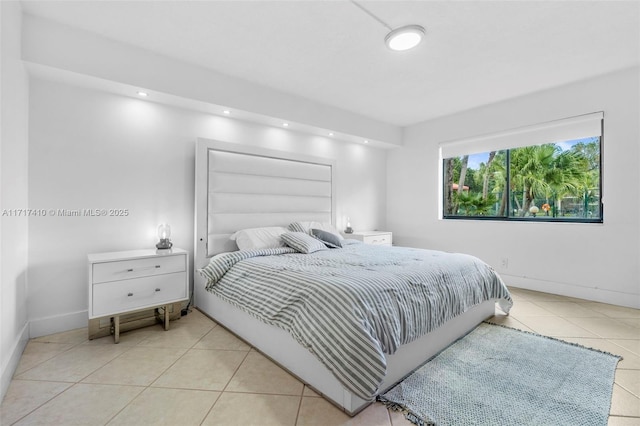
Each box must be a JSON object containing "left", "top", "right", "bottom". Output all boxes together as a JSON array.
[
  {"left": 288, "top": 222, "right": 308, "bottom": 233},
  {"left": 281, "top": 232, "right": 328, "bottom": 254}
]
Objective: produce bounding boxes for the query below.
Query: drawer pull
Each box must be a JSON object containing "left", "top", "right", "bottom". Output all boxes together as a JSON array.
[
  {"left": 127, "top": 292, "right": 133, "bottom": 297},
  {"left": 125, "top": 265, "right": 161, "bottom": 273},
  {"left": 155, "top": 288, "right": 161, "bottom": 292}
]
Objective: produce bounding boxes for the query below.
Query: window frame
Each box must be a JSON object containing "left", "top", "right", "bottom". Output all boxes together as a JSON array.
[{"left": 441, "top": 130, "right": 604, "bottom": 224}]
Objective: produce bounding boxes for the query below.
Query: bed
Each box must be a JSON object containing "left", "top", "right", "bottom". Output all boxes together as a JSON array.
[{"left": 193, "top": 138, "right": 512, "bottom": 415}]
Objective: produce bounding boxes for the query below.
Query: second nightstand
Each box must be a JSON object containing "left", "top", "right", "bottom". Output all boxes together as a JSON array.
[{"left": 348, "top": 231, "right": 393, "bottom": 246}]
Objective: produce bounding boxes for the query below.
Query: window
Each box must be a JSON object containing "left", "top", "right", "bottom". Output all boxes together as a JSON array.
[{"left": 441, "top": 113, "right": 603, "bottom": 223}]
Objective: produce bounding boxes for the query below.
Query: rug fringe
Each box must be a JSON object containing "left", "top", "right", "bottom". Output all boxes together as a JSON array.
[
  {"left": 483, "top": 321, "right": 624, "bottom": 361},
  {"left": 377, "top": 396, "right": 435, "bottom": 426}
]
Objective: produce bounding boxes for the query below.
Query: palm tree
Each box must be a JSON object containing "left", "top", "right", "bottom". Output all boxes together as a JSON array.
[
  {"left": 474, "top": 193, "right": 498, "bottom": 215},
  {"left": 510, "top": 144, "right": 557, "bottom": 216},
  {"left": 547, "top": 149, "right": 590, "bottom": 217},
  {"left": 444, "top": 158, "right": 455, "bottom": 215},
  {"left": 510, "top": 144, "right": 589, "bottom": 217},
  {"left": 489, "top": 152, "right": 508, "bottom": 216},
  {"left": 457, "top": 155, "right": 469, "bottom": 196},
  {"left": 481, "top": 151, "right": 496, "bottom": 199},
  {"left": 454, "top": 191, "right": 476, "bottom": 216},
  {"left": 453, "top": 155, "right": 469, "bottom": 213},
  {"left": 571, "top": 139, "right": 601, "bottom": 217}
]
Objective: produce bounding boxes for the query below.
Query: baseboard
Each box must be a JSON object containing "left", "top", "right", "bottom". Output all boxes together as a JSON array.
[
  {"left": 503, "top": 274, "right": 640, "bottom": 309},
  {"left": 1, "top": 322, "right": 29, "bottom": 403},
  {"left": 29, "top": 310, "right": 88, "bottom": 338}
]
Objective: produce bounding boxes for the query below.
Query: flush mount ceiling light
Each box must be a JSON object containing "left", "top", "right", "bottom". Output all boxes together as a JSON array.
[
  {"left": 385, "top": 25, "right": 425, "bottom": 51},
  {"left": 350, "top": 0, "right": 425, "bottom": 51}
]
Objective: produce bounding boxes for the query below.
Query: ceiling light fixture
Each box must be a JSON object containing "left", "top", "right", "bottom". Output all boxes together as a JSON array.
[
  {"left": 329, "top": 132, "right": 334, "bottom": 137},
  {"left": 385, "top": 25, "right": 425, "bottom": 51},
  {"left": 350, "top": 1, "right": 425, "bottom": 51},
  {"left": 137, "top": 91, "right": 148, "bottom": 97},
  {"left": 282, "top": 123, "right": 289, "bottom": 127},
  {"left": 223, "top": 110, "right": 230, "bottom": 115}
]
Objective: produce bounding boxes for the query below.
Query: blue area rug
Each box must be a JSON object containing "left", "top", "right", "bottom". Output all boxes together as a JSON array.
[{"left": 379, "top": 322, "right": 621, "bottom": 426}]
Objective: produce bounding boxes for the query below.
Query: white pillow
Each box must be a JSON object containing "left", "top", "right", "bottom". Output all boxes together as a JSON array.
[
  {"left": 288, "top": 221, "right": 344, "bottom": 240},
  {"left": 230, "top": 226, "right": 288, "bottom": 251}
]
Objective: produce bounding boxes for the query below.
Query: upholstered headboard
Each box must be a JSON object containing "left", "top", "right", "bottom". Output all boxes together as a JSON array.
[{"left": 194, "top": 138, "right": 336, "bottom": 272}]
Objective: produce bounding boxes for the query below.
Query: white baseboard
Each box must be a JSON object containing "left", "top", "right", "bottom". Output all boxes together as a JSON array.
[
  {"left": 1, "top": 322, "right": 29, "bottom": 403},
  {"left": 29, "top": 310, "right": 88, "bottom": 338},
  {"left": 503, "top": 274, "right": 640, "bottom": 309}
]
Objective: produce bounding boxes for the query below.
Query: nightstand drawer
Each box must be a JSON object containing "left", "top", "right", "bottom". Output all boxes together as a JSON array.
[
  {"left": 362, "top": 234, "right": 392, "bottom": 245},
  {"left": 350, "top": 231, "right": 393, "bottom": 246},
  {"left": 92, "top": 271, "right": 187, "bottom": 317},
  {"left": 92, "top": 255, "right": 185, "bottom": 284}
]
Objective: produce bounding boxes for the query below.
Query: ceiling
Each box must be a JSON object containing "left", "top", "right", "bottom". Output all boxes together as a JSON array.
[{"left": 21, "top": 0, "right": 640, "bottom": 127}]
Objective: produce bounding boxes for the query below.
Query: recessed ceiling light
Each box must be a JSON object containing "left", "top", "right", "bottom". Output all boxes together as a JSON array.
[
  {"left": 223, "top": 110, "right": 230, "bottom": 115},
  {"left": 283, "top": 123, "right": 289, "bottom": 127},
  {"left": 329, "top": 132, "right": 334, "bottom": 137},
  {"left": 137, "top": 91, "right": 148, "bottom": 97},
  {"left": 385, "top": 25, "right": 425, "bottom": 51},
  {"left": 363, "top": 140, "right": 369, "bottom": 144}
]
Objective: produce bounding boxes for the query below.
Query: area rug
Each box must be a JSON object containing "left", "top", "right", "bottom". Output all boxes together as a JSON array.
[{"left": 378, "top": 322, "right": 621, "bottom": 426}]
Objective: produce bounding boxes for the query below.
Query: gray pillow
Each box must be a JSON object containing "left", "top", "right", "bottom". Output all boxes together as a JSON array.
[{"left": 311, "top": 228, "right": 342, "bottom": 248}]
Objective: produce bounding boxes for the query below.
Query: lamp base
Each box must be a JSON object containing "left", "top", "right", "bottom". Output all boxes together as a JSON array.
[
  {"left": 344, "top": 227, "right": 353, "bottom": 234},
  {"left": 156, "top": 239, "right": 173, "bottom": 250}
]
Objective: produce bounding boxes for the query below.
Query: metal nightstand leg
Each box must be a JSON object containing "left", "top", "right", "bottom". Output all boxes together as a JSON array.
[
  {"left": 112, "top": 315, "right": 120, "bottom": 344},
  {"left": 164, "top": 305, "right": 170, "bottom": 330}
]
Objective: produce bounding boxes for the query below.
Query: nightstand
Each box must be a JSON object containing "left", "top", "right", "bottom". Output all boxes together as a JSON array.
[
  {"left": 348, "top": 231, "right": 393, "bottom": 246},
  {"left": 88, "top": 248, "right": 188, "bottom": 343}
]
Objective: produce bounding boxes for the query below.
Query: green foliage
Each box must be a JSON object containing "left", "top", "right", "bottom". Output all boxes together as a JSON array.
[{"left": 452, "top": 191, "right": 498, "bottom": 216}]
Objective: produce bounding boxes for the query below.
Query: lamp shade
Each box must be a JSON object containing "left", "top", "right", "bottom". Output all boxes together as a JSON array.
[{"left": 157, "top": 224, "right": 171, "bottom": 240}]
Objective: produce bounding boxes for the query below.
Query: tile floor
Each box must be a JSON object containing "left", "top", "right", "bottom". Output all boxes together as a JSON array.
[{"left": 1, "top": 287, "right": 638, "bottom": 425}]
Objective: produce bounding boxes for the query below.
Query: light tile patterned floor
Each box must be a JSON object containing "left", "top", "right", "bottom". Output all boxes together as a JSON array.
[{"left": 1, "top": 287, "right": 638, "bottom": 425}]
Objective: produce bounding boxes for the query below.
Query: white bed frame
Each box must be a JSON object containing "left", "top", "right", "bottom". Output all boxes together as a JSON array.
[{"left": 193, "top": 138, "right": 496, "bottom": 415}]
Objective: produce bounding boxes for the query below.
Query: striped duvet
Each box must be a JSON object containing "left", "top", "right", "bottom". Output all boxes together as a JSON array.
[{"left": 199, "top": 241, "right": 512, "bottom": 400}]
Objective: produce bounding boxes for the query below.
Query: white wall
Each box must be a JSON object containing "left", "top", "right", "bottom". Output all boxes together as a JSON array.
[
  {"left": 0, "top": 1, "right": 30, "bottom": 401},
  {"left": 27, "top": 78, "right": 388, "bottom": 336},
  {"left": 387, "top": 68, "right": 640, "bottom": 308},
  {"left": 22, "top": 14, "right": 402, "bottom": 147}
]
